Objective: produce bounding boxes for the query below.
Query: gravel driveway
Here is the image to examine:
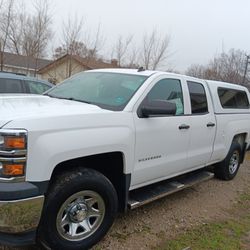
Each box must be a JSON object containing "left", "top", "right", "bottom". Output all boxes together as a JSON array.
[{"left": 2, "top": 154, "right": 250, "bottom": 250}]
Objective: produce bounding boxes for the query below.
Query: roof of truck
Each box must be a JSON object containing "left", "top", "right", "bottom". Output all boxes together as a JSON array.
[
  {"left": 87, "top": 68, "right": 250, "bottom": 93},
  {"left": 206, "top": 80, "right": 249, "bottom": 91},
  {"left": 88, "top": 68, "right": 159, "bottom": 77}
]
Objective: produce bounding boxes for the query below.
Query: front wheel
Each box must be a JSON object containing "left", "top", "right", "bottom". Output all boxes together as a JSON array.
[
  {"left": 38, "top": 168, "right": 118, "bottom": 250},
  {"left": 214, "top": 142, "right": 242, "bottom": 180}
]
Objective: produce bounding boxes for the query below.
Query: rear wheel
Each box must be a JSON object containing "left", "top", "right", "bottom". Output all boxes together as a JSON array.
[
  {"left": 38, "top": 168, "right": 118, "bottom": 250},
  {"left": 214, "top": 142, "right": 242, "bottom": 180}
]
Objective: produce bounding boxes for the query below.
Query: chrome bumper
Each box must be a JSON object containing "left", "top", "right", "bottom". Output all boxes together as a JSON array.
[{"left": 0, "top": 195, "right": 44, "bottom": 233}]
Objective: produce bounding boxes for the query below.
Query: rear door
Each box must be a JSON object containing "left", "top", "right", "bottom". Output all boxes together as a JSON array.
[{"left": 186, "top": 80, "right": 216, "bottom": 169}]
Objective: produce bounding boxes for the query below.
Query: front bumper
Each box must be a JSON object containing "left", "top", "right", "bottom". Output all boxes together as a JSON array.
[
  {"left": 0, "top": 181, "right": 46, "bottom": 246},
  {"left": 0, "top": 195, "right": 44, "bottom": 233},
  {"left": 0, "top": 228, "right": 37, "bottom": 246}
]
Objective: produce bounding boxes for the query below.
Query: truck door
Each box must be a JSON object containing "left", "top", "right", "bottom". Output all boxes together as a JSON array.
[
  {"left": 186, "top": 80, "right": 216, "bottom": 169},
  {"left": 131, "top": 76, "right": 191, "bottom": 188}
]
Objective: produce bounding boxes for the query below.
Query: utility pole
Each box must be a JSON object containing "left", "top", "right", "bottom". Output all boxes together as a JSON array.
[
  {"left": 0, "top": 41, "right": 3, "bottom": 72},
  {"left": 242, "top": 55, "right": 250, "bottom": 84}
]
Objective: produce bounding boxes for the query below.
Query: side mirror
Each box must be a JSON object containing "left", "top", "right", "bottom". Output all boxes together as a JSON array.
[{"left": 140, "top": 100, "right": 176, "bottom": 118}]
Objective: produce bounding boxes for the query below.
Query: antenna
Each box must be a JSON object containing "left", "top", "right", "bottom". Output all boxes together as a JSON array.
[{"left": 137, "top": 67, "right": 145, "bottom": 72}]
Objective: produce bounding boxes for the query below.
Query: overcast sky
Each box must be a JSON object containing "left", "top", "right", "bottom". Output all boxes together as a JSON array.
[{"left": 32, "top": 0, "right": 250, "bottom": 72}]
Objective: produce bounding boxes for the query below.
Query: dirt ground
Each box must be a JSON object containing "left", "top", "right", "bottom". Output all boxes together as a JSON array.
[{"left": 2, "top": 154, "right": 250, "bottom": 250}]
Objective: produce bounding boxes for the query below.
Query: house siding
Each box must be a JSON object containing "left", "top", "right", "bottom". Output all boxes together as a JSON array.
[{"left": 40, "top": 58, "right": 88, "bottom": 84}]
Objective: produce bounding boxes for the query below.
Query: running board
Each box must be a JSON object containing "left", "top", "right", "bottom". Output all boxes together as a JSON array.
[{"left": 128, "top": 170, "right": 214, "bottom": 209}]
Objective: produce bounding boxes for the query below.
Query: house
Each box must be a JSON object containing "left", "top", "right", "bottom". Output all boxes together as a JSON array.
[
  {"left": 38, "top": 54, "right": 119, "bottom": 84},
  {"left": 0, "top": 51, "right": 52, "bottom": 77}
]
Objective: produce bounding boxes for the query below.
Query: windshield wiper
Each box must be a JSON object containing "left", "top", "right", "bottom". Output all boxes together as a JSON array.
[
  {"left": 65, "top": 97, "right": 92, "bottom": 104},
  {"left": 44, "top": 94, "right": 92, "bottom": 104}
]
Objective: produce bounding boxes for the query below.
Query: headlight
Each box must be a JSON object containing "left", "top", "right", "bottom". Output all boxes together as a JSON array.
[{"left": 0, "top": 129, "right": 27, "bottom": 181}]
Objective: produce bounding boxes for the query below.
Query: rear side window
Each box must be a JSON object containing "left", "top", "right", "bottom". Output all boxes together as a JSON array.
[
  {"left": 0, "top": 78, "right": 23, "bottom": 93},
  {"left": 187, "top": 81, "right": 208, "bottom": 114},
  {"left": 218, "top": 88, "right": 250, "bottom": 109},
  {"left": 26, "top": 81, "right": 51, "bottom": 94}
]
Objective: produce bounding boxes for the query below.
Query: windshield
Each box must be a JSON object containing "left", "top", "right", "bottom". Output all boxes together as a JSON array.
[{"left": 46, "top": 72, "right": 148, "bottom": 111}]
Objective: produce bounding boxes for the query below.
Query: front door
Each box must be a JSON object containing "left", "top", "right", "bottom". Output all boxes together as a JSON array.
[{"left": 131, "top": 77, "right": 191, "bottom": 188}]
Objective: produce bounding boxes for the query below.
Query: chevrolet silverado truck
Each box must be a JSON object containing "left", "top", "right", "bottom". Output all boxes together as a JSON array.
[{"left": 0, "top": 69, "right": 250, "bottom": 250}]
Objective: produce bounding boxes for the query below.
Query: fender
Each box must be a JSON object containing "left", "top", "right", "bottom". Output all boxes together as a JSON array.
[{"left": 4, "top": 112, "right": 135, "bottom": 182}]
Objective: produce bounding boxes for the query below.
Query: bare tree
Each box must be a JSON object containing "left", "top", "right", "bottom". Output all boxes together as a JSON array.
[
  {"left": 54, "top": 30, "right": 103, "bottom": 61},
  {"left": 113, "top": 35, "right": 133, "bottom": 67},
  {"left": 186, "top": 49, "right": 249, "bottom": 85},
  {"left": 53, "top": 41, "right": 88, "bottom": 59},
  {"left": 141, "top": 29, "right": 170, "bottom": 70},
  {"left": 7, "top": 0, "right": 52, "bottom": 74},
  {"left": 185, "top": 64, "right": 207, "bottom": 79},
  {"left": 32, "top": 0, "right": 52, "bottom": 75},
  {"left": 109, "top": 29, "right": 171, "bottom": 69},
  {"left": 83, "top": 23, "right": 105, "bottom": 61},
  {"left": 8, "top": 13, "right": 23, "bottom": 54},
  {"left": 59, "top": 16, "right": 84, "bottom": 77},
  {"left": 62, "top": 16, "right": 84, "bottom": 57},
  {"left": 54, "top": 17, "right": 105, "bottom": 78},
  {"left": 0, "top": 0, "right": 15, "bottom": 70},
  {"left": 34, "top": 0, "right": 52, "bottom": 55},
  {"left": 0, "top": 0, "right": 4, "bottom": 9},
  {"left": 126, "top": 46, "right": 139, "bottom": 68}
]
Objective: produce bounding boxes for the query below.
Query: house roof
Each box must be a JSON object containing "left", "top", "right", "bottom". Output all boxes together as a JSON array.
[
  {"left": 38, "top": 54, "right": 118, "bottom": 74},
  {"left": 2, "top": 51, "right": 52, "bottom": 70}
]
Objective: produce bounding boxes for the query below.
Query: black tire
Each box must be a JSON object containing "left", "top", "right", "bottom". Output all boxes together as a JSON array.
[
  {"left": 214, "top": 142, "right": 242, "bottom": 180},
  {"left": 37, "top": 168, "right": 118, "bottom": 250}
]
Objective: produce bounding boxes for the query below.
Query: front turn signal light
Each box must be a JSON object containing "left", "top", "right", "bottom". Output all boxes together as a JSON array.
[
  {"left": 2, "top": 163, "right": 25, "bottom": 176},
  {"left": 4, "top": 136, "right": 26, "bottom": 149}
]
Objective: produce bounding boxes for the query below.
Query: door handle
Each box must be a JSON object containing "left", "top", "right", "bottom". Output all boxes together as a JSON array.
[
  {"left": 207, "top": 122, "right": 215, "bottom": 127},
  {"left": 179, "top": 124, "right": 190, "bottom": 130}
]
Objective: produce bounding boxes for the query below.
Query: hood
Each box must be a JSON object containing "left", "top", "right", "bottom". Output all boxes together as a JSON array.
[{"left": 0, "top": 94, "right": 107, "bottom": 127}]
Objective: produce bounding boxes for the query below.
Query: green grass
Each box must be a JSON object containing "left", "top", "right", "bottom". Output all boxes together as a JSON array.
[
  {"left": 155, "top": 195, "right": 250, "bottom": 250},
  {"left": 154, "top": 157, "right": 250, "bottom": 250},
  {"left": 239, "top": 192, "right": 250, "bottom": 202},
  {"left": 156, "top": 217, "right": 250, "bottom": 250}
]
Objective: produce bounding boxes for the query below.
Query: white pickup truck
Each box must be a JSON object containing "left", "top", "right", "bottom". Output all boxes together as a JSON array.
[{"left": 0, "top": 69, "right": 250, "bottom": 249}]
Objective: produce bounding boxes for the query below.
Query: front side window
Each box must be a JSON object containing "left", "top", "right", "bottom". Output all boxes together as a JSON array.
[
  {"left": 188, "top": 81, "right": 208, "bottom": 114},
  {"left": 46, "top": 72, "right": 148, "bottom": 111},
  {"left": 0, "top": 78, "right": 23, "bottom": 93},
  {"left": 145, "top": 78, "right": 184, "bottom": 115},
  {"left": 218, "top": 88, "right": 250, "bottom": 109},
  {"left": 26, "top": 81, "right": 51, "bottom": 94}
]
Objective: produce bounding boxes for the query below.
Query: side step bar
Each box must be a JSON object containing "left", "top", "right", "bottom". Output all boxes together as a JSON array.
[{"left": 128, "top": 170, "right": 214, "bottom": 209}]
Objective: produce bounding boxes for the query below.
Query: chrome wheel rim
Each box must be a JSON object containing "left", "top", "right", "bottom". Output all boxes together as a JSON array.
[
  {"left": 229, "top": 151, "right": 239, "bottom": 175},
  {"left": 56, "top": 190, "right": 105, "bottom": 241}
]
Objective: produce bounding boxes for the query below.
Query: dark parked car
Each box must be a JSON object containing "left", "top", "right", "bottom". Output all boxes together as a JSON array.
[{"left": 0, "top": 72, "right": 53, "bottom": 94}]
